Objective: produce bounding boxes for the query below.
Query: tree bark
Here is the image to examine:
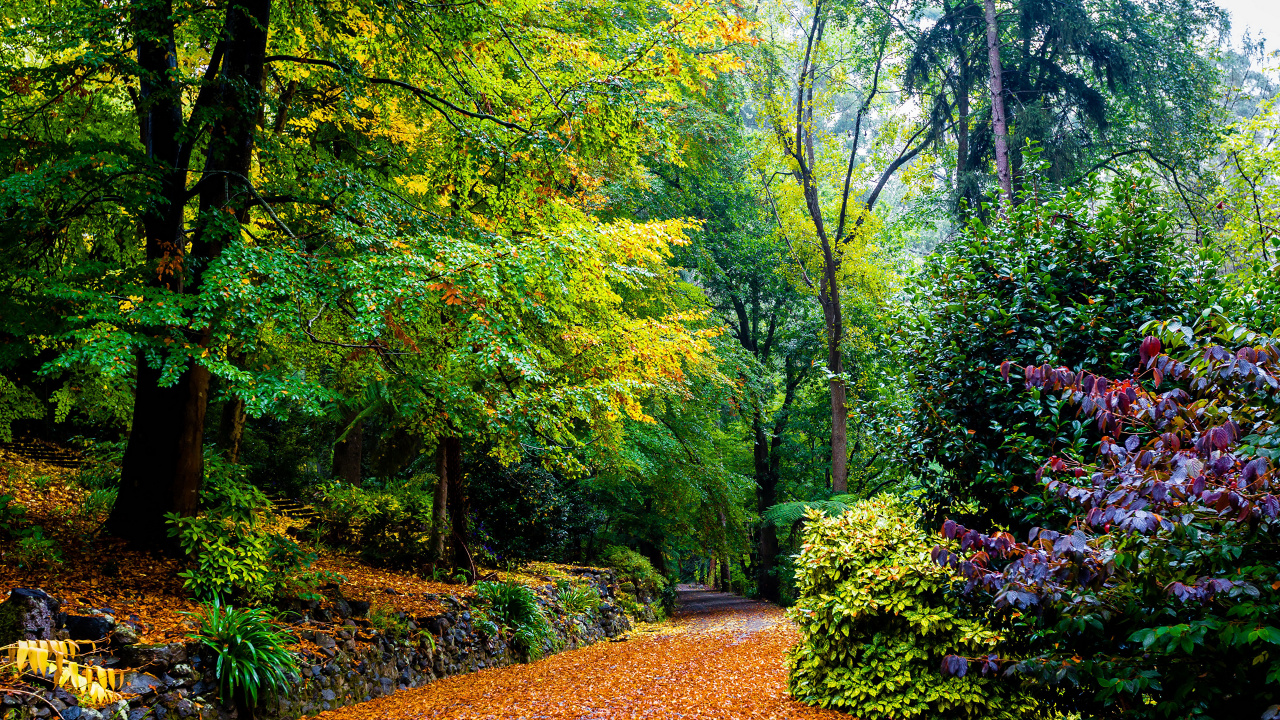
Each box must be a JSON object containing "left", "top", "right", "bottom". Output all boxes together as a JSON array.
[
  {"left": 443, "top": 437, "right": 469, "bottom": 573},
  {"left": 332, "top": 410, "right": 363, "bottom": 484},
  {"left": 720, "top": 554, "right": 732, "bottom": 592},
  {"left": 217, "top": 394, "right": 246, "bottom": 464},
  {"left": 109, "top": 0, "right": 204, "bottom": 546},
  {"left": 984, "top": 0, "right": 1014, "bottom": 207},
  {"left": 753, "top": 417, "right": 781, "bottom": 602},
  {"left": 429, "top": 441, "right": 449, "bottom": 566}
]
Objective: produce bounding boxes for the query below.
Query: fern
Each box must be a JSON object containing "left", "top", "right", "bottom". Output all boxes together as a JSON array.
[{"left": 760, "top": 495, "right": 862, "bottom": 528}]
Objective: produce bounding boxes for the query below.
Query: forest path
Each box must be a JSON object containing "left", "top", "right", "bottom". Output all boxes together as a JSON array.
[{"left": 316, "top": 585, "right": 841, "bottom": 719}]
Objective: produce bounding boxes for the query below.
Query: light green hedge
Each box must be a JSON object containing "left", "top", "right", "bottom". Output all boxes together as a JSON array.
[{"left": 787, "top": 496, "right": 1041, "bottom": 719}]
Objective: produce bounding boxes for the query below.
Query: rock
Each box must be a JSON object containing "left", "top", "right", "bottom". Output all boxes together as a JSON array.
[
  {"left": 61, "top": 706, "right": 83, "bottom": 720},
  {"left": 80, "top": 709, "right": 103, "bottom": 720},
  {"left": 348, "top": 601, "right": 370, "bottom": 617},
  {"left": 332, "top": 599, "right": 352, "bottom": 619},
  {"left": 65, "top": 615, "right": 113, "bottom": 641},
  {"left": 0, "top": 588, "right": 62, "bottom": 645},
  {"left": 320, "top": 689, "right": 336, "bottom": 702},
  {"left": 119, "top": 673, "right": 164, "bottom": 696},
  {"left": 121, "top": 644, "right": 185, "bottom": 675},
  {"left": 111, "top": 625, "right": 139, "bottom": 647},
  {"left": 314, "top": 634, "right": 336, "bottom": 650}
]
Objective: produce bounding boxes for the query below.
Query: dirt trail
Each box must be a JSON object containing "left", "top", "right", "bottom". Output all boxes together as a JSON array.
[{"left": 317, "top": 585, "right": 841, "bottom": 719}]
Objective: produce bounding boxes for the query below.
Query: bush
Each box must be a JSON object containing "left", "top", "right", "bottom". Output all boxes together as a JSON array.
[
  {"left": 787, "top": 496, "right": 1040, "bottom": 719},
  {"left": 937, "top": 318, "right": 1280, "bottom": 717},
  {"left": 310, "top": 478, "right": 434, "bottom": 568},
  {"left": 469, "top": 459, "right": 604, "bottom": 567},
  {"left": 168, "top": 452, "right": 328, "bottom": 603},
  {"left": 474, "top": 580, "right": 558, "bottom": 660},
  {"left": 902, "top": 169, "right": 1201, "bottom": 530},
  {"left": 556, "top": 582, "right": 601, "bottom": 616},
  {"left": 599, "top": 545, "right": 667, "bottom": 596},
  {"left": 188, "top": 601, "right": 297, "bottom": 709}
]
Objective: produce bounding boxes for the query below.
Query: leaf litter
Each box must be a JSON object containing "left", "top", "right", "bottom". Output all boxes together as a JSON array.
[{"left": 318, "top": 588, "right": 844, "bottom": 720}]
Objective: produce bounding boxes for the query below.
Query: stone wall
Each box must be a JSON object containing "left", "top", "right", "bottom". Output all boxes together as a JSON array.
[{"left": 0, "top": 568, "right": 639, "bottom": 720}]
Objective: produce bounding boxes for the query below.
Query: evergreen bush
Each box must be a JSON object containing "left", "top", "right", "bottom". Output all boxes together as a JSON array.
[{"left": 787, "top": 496, "right": 1041, "bottom": 719}]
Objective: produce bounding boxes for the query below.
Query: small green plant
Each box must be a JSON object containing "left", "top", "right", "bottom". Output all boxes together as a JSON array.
[
  {"left": 367, "top": 604, "right": 411, "bottom": 639},
  {"left": 475, "top": 581, "right": 559, "bottom": 660},
  {"left": 10, "top": 525, "right": 62, "bottom": 569},
  {"left": 556, "top": 582, "right": 601, "bottom": 616},
  {"left": 188, "top": 601, "right": 298, "bottom": 710},
  {"left": 167, "top": 452, "right": 321, "bottom": 603}
]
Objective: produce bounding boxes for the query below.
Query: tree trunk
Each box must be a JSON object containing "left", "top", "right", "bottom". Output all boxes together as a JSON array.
[
  {"left": 822, "top": 279, "right": 848, "bottom": 493},
  {"left": 429, "top": 441, "right": 449, "bottom": 566},
  {"left": 218, "top": 394, "right": 246, "bottom": 464},
  {"left": 720, "top": 554, "right": 732, "bottom": 592},
  {"left": 709, "top": 555, "right": 719, "bottom": 590},
  {"left": 109, "top": 0, "right": 203, "bottom": 547},
  {"left": 984, "top": 0, "right": 1013, "bottom": 207},
  {"left": 443, "top": 437, "right": 470, "bottom": 574},
  {"left": 753, "top": 418, "right": 781, "bottom": 602},
  {"left": 110, "top": 0, "right": 272, "bottom": 546},
  {"left": 332, "top": 411, "right": 363, "bottom": 484}
]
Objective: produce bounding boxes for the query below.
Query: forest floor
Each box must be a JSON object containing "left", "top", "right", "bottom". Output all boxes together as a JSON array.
[{"left": 317, "top": 585, "right": 843, "bottom": 719}]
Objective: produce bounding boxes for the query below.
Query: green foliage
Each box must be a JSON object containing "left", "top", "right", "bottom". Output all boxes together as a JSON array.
[
  {"left": 474, "top": 581, "right": 558, "bottom": 661},
  {"left": 167, "top": 452, "right": 329, "bottom": 603},
  {"left": 902, "top": 164, "right": 1201, "bottom": 529},
  {"left": 599, "top": 545, "right": 668, "bottom": 595},
  {"left": 556, "top": 582, "right": 602, "bottom": 617},
  {"left": 761, "top": 495, "right": 860, "bottom": 528},
  {"left": 947, "top": 317, "right": 1280, "bottom": 717},
  {"left": 469, "top": 460, "right": 603, "bottom": 567},
  {"left": 10, "top": 525, "right": 63, "bottom": 570},
  {"left": 309, "top": 479, "right": 434, "bottom": 569},
  {"left": 0, "top": 376, "right": 42, "bottom": 443},
  {"left": 366, "top": 604, "right": 412, "bottom": 640},
  {"left": 787, "top": 496, "right": 1040, "bottom": 718},
  {"left": 188, "top": 601, "right": 298, "bottom": 709}
]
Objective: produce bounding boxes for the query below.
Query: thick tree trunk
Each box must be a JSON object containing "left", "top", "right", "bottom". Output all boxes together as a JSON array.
[
  {"left": 720, "top": 554, "right": 732, "bottom": 592},
  {"left": 429, "top": 441, "right": 449, "bottom": 566},
  {"left": 332, "top": 411, "right": 363, "bottom": 484},
  {"left": 109, "top": 0, "right": 202, "bottom": 547},
  {"left": 709, "top": 556, "right": 719, "bottom": 590},
  {"left": 112, "top": 0, "right": 272, "bottom": 546},
  {"left": 984, "top": 0, "right": 1013, "bottom": 207}
]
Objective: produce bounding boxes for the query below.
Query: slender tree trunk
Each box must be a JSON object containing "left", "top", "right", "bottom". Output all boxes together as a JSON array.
[
  {"left": 332, "top": 411, "right": 363, "bottom": 484},
  {"left": 984, "top": 0, "right": 1013, "bottom": 207},
  {"left": 822, "top": 276, "right": 848, "bottom": 493},
  {"left": 429, "top": 442, "right": 449, "bottom": 566},
  {"left": 709, "top": 556, "right": 719, "bottom": 590},
  {"left": 720, "top": 554, "right": 731, "bottom": 592},
  {"left": 443, "top": 437, "right": 470, "bottom": 573},
  {"left": 218, "top": 394, "right": 246, "bottom": 464},
  {"left": 753, "top": 417, "right": 781, "bottom": 602}
]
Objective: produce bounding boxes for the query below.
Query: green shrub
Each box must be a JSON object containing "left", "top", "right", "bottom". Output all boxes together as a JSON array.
[
  {"left": 188, "top": 601, "right": 298, "bottom": 709},
  {"left": 167, "top": 452, "right": 329, "bottom": 603},
  {"left": 310, "top": 479, "right": 434, "bottom": 568},
  {"left": 901, "top": 169, "right": 1201, "bottom": 531},
  {"left": 599, "top": 545, "right": 667, "bottom": 595},
  {"left": 787, "top": 496, "right": 1040, "bottom": 719},
  {"left": 11, "top": 525, "right": 62, "bottom": 569},
  {"left": 556, "top": 582, "right": 601, "bottom": 616},
  {"left": 475, "top": 581, "right": 559, "bottom": 660}
]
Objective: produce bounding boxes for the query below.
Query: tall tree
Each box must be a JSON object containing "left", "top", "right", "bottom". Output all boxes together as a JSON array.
[{"left": 753, "top": 0, "right": 936, "bottom": 492}]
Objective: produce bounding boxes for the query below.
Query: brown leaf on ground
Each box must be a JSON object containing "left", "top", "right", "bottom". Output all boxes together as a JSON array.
[{"left": 317, "top": 588, "right": 844, "bottom": 720}]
